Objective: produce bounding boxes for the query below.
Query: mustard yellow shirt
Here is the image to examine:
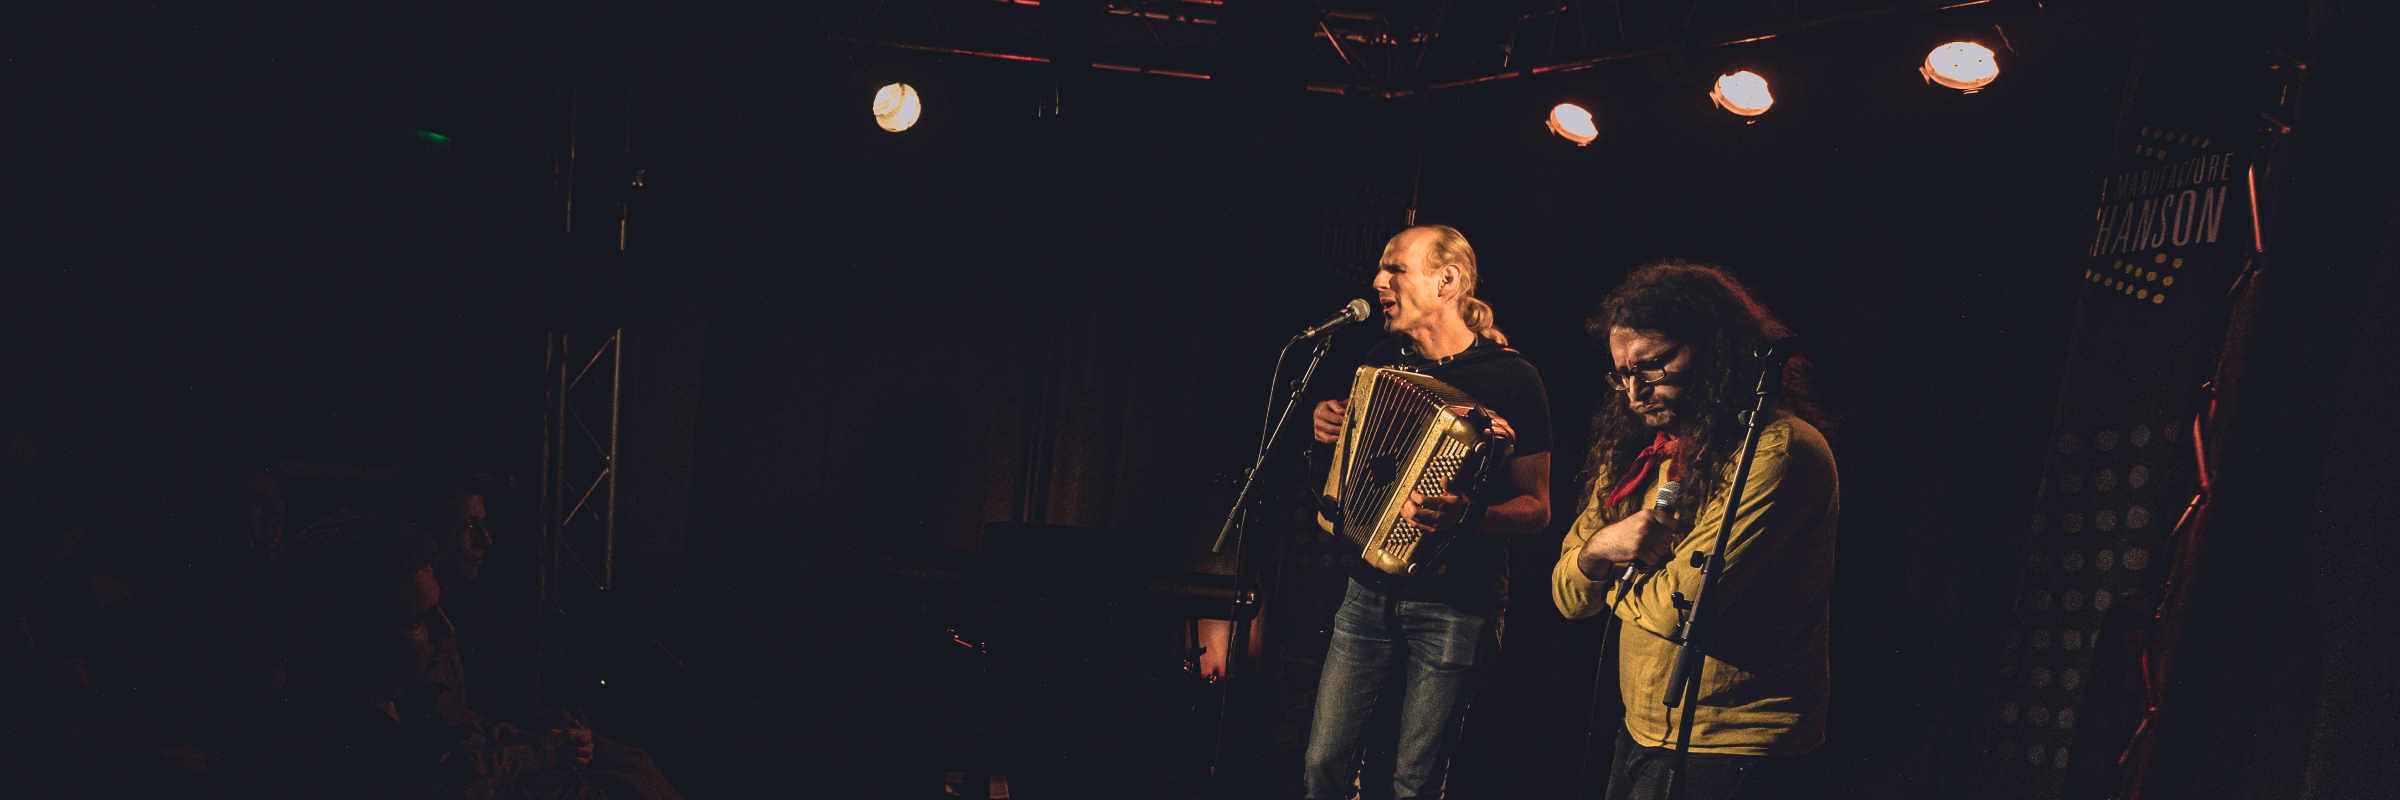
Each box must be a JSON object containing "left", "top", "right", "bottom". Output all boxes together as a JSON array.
[{"left": 1551, "top": 415, "right": 1838, "bottom": 756}]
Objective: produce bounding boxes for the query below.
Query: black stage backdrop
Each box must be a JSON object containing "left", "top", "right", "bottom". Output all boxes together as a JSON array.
[
  {"left": 8, "top": 1, "right": 2397, "bottom": 799},
  {"left": 1970, "top": 8, "right": 2267, "bottom": 797}
]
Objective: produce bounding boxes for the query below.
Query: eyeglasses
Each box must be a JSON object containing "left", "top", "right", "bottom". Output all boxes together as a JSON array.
[{"left": 1604, "top": 349, "right": 1680, "bottom": 391}]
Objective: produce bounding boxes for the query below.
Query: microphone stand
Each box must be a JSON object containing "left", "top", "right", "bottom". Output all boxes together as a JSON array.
[
  {"left": 1659, "top": 337, "right": 1800, "bottom": 800},
  {"left": 1204, "top": 331, "right": 1338, "bottom": 785},
  {"left": 1211, "top": 333, "right": 1336, "bottom": 557}
]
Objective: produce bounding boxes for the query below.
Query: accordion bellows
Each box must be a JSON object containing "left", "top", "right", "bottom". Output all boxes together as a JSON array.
[{"left": 1318, "top": 367, "right": 1512, "bottom": 576}]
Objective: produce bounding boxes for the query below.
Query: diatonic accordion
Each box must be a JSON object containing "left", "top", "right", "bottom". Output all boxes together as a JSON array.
[{"left": 1316, "top": 367, "right": 1513, "bottom": 576}]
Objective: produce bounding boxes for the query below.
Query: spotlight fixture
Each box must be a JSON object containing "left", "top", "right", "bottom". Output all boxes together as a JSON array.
[
  {"left": 873, "top": 83, "right": 922, "bottom": 132},
  {"left": 1709, "top": 72, "right": 1773, "bottom": 117},
  {"left": 1922, "top": 42, "right": 2000, "bottom": 92},
  {"left": 1546, "top": 104, "right": 1598, "bottom": 146}
]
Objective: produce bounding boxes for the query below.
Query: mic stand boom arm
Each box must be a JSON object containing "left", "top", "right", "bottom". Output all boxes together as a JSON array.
[
  {"left": 1659, "top": 337, "right": 1799, "bottom": 800},
  {"left": 1212, "top": 333, "right": 1337, "bottom": 556}
]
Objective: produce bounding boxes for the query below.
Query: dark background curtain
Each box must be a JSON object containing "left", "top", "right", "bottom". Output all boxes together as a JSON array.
[{"left": 7, "top": 1, "right": 2395, "bottom": 798}]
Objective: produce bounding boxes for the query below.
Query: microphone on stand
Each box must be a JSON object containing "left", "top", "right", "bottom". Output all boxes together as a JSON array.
[
  {"left": 1618, "top": 481, "right": 1682, "bottom": 586},
  {"left": 1293, "top": 299, "right": 1374, "bottom": 342}
]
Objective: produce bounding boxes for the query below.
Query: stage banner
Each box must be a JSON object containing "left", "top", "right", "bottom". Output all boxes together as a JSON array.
[{"left": 1969, "top": 27, "right": 2264, "bottom": 800}]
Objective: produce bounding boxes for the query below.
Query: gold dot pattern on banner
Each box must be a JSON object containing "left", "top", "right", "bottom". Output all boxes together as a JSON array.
[
  {"left": 2155, "top": 253, "right": 2168, "bottom": 263},
  {"left": 2062, "top": 512, "right": 2085, "bottom": 533},
  {"left": 2032, "top": 667, "right": 2053, "bottom": 688},
  {"left": 2163, "top": 276, "right": 2175, "bottom": 286},
  {"left": 2032, "top": 589, "right": 2052, "bottom": 610},
  {"left": 2097, "top": 509, "right": 2118, "bottom": 531},
  {"left": 2125, "top": 548, "right": 2152, "bottom": 570},
  {"left": 2129, "top": 464, "right": 2151, "bottom": 487},
  {"left": 2065, "top": 630, "right": 2084, "bottom": 651},
  {"left": 2059, "top": 707, "right": 2078, "bottom": 729},
  {"left": 2095, "top": 589, "right": 2113, "bottom": 611},
  {"left": 2064, "top": 590, "right": 2085, "bottom": 611},
  {"left": 2139, "top": 289, "right": 2151, "bottom": 299},
  {"left": 2128, "top": 506, "right": 2151, "bottom": 529},
  {"left": 2096, "top": 469, "right": 2119, "bottom": 490},
  {"left": 2063, "top": 669, "right": 2084, "bottom": 690},
  {"left": 2002, "top": 703, "right": 2020, "bottom": 723},
  {"left": 2131, "top": 425, "right": 2153, "bottom": 447},
  {"left": 2032, "top": 629, "right": 2052, "bottom": 650},
  {"left": 2154, "top": 294, "right": 2167, "bottom": 304},
  {"left": 2146, "top": 270, "right": 2158, "bottom": 281},
  {"left": 2062, "top": 552, "right": 2086, "bottom": 572},
  {"left": 2030, "top": 744, "right": 2048, "bottom": 766},
  {"left": 2173, "top": 257, "right": 2185, "bottom": 268},
  {"left": 2096, "top": 430, "right": 2121, "bottom": 451},
  {"left": 2031, "top": 706, "right": 2052, "bottom": 727},
  {"left": 2098, "top": 550, "right": 2116, "bottom": 571}
]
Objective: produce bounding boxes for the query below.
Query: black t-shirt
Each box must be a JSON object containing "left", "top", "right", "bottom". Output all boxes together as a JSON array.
[{"left": 1337, "top": 334, "right": 1551, "bottom": 613}]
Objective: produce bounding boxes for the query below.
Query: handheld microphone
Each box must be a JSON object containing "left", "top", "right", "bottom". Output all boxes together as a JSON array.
[
  {"left": 1293, "top": 299, "right": 1373, "bottom": 342},
  {"left": 1618, "top": 481, "right": 1681, "bottom": 584}
]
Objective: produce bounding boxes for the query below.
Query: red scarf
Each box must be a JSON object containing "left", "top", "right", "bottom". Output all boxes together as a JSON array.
[{"left": 1602, "top": 431, "right": 1680, "bottom": 508}]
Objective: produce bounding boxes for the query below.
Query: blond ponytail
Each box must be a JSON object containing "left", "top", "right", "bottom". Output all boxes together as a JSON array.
[
  {"left": 1394, "top": 224, "right": 1506, "bottom": 345},
  {"left": 1462, "top": 296, "right": 1504, "bottom": 344}
]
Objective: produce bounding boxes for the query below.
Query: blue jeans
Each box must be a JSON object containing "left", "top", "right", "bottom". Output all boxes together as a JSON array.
[{"left": 1303, "top": 579, "right": 1496, "bottom": 800}]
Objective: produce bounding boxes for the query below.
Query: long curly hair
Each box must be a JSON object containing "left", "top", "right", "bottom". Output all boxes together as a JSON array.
[{"left": 1578, "top": 260, "right": 1834, "bottom": 520}]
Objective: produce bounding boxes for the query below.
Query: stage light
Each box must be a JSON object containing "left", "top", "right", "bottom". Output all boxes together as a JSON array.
[
  {"left": 873, "top": 83, "right": 922, "bottom": 132},
  {"left": 1546, "top": 103, "right": 1598, "bottom": 146},
  {"left": 1922, "top": 42, "right": 2000, "bottom": 92},
  {"left": 1709, "top": 72, "right": 1773, "bottom": 117}
]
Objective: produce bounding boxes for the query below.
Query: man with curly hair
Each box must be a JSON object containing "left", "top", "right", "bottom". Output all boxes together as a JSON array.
[{"left": 1553, "top": 261, "right": 1838, "bottom": 800}]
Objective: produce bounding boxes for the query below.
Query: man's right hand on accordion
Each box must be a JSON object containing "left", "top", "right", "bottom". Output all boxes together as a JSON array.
[{"left": 1311, "top": 398, "right": 1348, "bottom": 445}]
